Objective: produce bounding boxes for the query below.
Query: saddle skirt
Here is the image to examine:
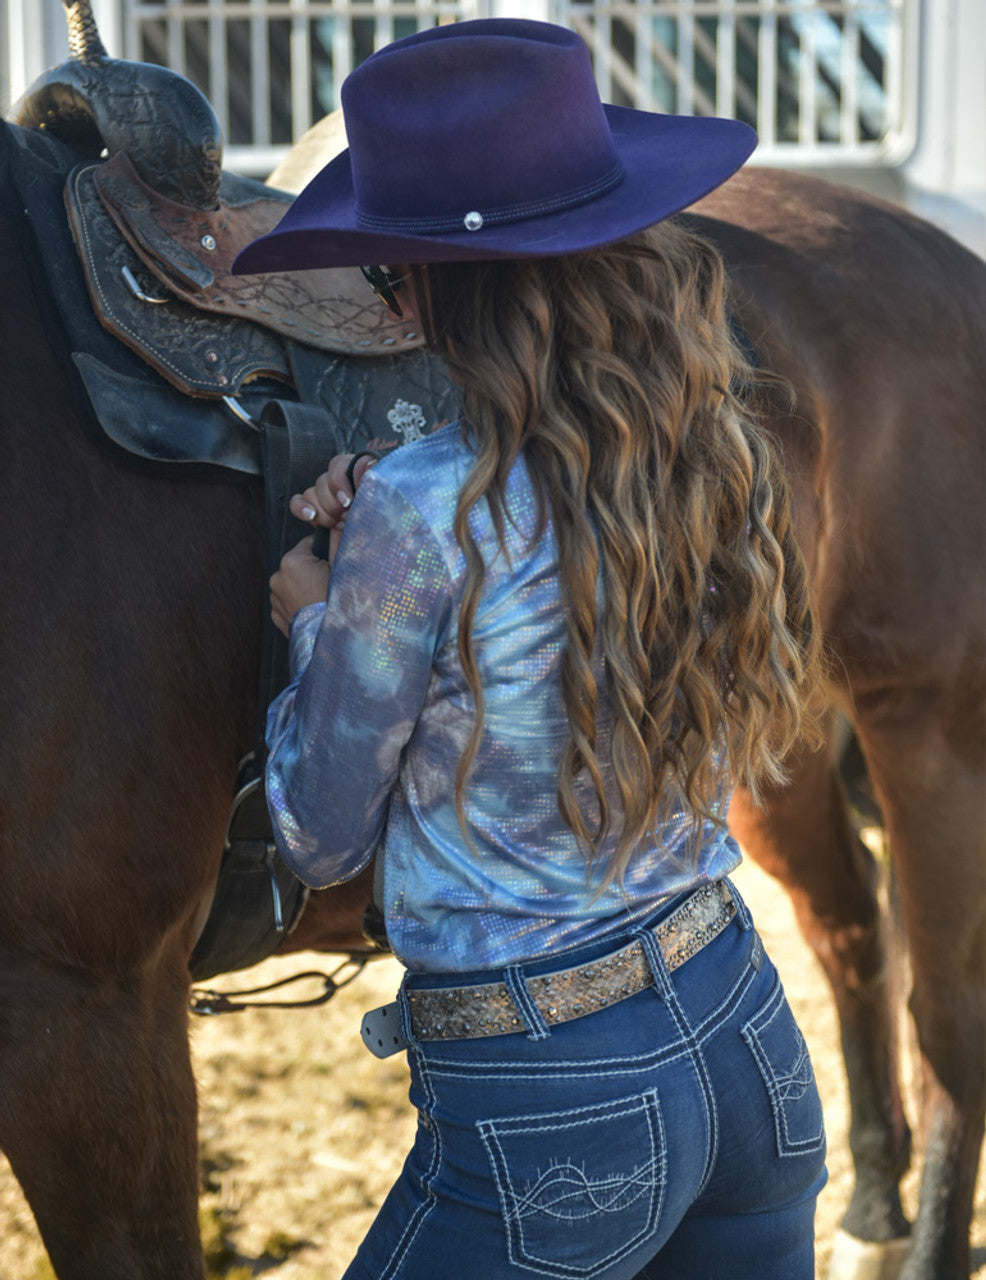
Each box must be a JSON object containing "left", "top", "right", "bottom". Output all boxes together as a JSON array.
[{"left": 65, "top": 149, "right": 424, "bottom": 397}]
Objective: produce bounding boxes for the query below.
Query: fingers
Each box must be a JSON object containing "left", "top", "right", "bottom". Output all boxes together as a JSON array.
[
  {"left": 269, "top": 535, "right": 331, "bottom": 634},
  {"left": 281, "top": 536, "right": 316, "bottom": 565},
  {"left": 289, "top": 476, "right": 350, "bottom": 528},
  {"left": 289, "top": 451, "right": 379, "bottom": 529}
]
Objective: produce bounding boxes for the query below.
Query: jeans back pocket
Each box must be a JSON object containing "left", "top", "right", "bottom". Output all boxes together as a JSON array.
[
  {"left": 477, "top": 1089, "right": 666, "bottom": 1278},
  {"left": 742, "top": 979, "right": 825, "bottom": 1158}
]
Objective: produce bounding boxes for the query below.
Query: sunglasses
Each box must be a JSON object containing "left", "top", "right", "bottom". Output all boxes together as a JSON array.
[{"left": 361, "top": 264, "right": 405, "bottom": 318}]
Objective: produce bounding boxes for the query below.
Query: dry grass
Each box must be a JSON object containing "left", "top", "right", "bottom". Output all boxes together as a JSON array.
[{"left": 1, "top": 856, "right": 983, "bottom": 1279}]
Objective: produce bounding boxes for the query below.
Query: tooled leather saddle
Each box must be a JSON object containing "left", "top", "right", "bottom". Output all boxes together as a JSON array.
[{"left": 9, "top": 27, "right": 458, "bottom": 982}]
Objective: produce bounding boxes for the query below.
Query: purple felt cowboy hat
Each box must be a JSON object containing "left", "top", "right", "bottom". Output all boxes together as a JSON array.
[{"left": 233, "top": 18, "right": 756, "bottom": 274}]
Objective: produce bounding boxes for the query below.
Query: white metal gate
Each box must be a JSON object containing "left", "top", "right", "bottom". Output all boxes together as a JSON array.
[
  {"left": 553, "top": 0, "right": 916, "bottom": 163},
  {"left": 2, "top": 0, "right": 916, "bottom": 173}
]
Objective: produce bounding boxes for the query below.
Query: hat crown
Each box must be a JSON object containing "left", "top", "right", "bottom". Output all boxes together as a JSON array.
[
  {"left": 343, "top": 21, "right": 623, "bottom": 233},
  {"left": 231, "top": 18, "right": 757, "bottom": 275}
]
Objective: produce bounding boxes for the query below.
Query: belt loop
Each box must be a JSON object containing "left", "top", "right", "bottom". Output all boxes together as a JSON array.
[
  {"left": 397, "top": 972, "right": 418, "bottom": 1046},
  {"left": 727, "top": 879, "right": 754, "bottom": 932},
  {"left": 504, "top": 965, "right": 551, "bottom": 1041},
  {"left": 633, "top": 926, "right": 675, "bottom": 1002}
]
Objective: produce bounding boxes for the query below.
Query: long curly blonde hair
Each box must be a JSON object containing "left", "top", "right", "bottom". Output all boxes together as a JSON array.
[{"left": 408, "top": 221, "right": 820, "bottom": 884}]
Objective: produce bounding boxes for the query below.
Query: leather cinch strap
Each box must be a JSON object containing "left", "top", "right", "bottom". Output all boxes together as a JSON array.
[{"left": 361, "top": 881, "right": 736, "bottom": 1057}]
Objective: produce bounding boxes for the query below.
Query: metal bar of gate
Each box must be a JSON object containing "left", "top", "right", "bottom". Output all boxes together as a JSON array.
[
  {"left": 134, "top": 3, "right": 473, "bottom": 18},
  {"left": 716, "top": 0, "right": 738, "bottom": 117},
  {"left": 331, "top": 0, "right": 352, "bottom": 105},
  {"left": 840, "top": 0, "right": 861, "bottom": 142},
  {"left": 251, "top": 0, "right": 272, "bottom": 148},
  {"left": 883, "top": 0, "right": 902, "bottom": 141},
  {"left": 677, "top": 0, "right": 694, "bottom": 113},
  {"left": 167, "top": 0, "right": 185, "bottom": 76},
  {"left": 210, "top": 0, "right": 228, "bottom": 136},
  {"left": 799, "top": 6, "right": 817, "bottom": 142},
  {"left": 290, "top": 0, "right": 311, "bottom": 141},
  {"left": 757, "top": 0, "right": 778, "bottom": 146}
]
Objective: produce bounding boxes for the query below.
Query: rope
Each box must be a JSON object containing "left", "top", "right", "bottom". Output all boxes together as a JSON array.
[
  {"left": 189, "top": 954, "right": 375, "bottom": 1016},
  {"left": 65, "top": 1, "right": 109, "bottom": 66}
]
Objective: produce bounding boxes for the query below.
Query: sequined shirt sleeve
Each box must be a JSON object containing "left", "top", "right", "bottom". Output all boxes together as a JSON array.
[{"left": 265, "top": 470, "right": 453, "bottom": 888}]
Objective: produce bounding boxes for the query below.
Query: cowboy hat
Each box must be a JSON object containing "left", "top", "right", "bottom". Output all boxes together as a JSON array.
[{"left": 233, "top": 18, "right": 756, "bottom": 274}]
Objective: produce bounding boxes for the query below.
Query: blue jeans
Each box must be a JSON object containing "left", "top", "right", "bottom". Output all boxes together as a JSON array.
[{"left": 343, "top": 882, "right": 827, "bottom": 1279}]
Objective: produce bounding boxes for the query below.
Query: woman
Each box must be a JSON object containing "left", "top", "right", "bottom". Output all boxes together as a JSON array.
[{"left": 234, "top": 18, "right": 826, "bottom": 1279}]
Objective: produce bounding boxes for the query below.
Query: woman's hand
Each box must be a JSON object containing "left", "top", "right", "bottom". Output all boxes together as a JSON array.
[
  {"left": 289, "top": 451, "right": 380, "bottom": 532},
  {"left": 271, "top": 450, "right": 388, "bottom": 635},
  {"left": 269, "top": 537, "right": 330, "bottom": 637}
]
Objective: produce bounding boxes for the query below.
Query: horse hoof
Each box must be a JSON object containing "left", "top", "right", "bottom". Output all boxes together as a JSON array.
[{"left": 827, "top": 1230, "right": 912, "bottom": 1280}]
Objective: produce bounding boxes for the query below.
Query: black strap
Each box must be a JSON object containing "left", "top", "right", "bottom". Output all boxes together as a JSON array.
[
  {"left": 256, "top": 399, "right": 343, "bottom": 742},
  {"left": 188, "top": 399, "right": 348, "bottom": 983}
]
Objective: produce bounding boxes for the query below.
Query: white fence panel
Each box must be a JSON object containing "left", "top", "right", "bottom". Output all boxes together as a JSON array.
[
  {"left": 1, "top": 0, "right": 917, "bottom": 172},
  {"left": 554, "top": 0, "right": 916, "bottom": 164}
]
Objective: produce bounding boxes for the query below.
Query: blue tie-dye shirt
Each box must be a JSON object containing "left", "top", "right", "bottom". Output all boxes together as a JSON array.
[{"left": 265, "top": 421, "right": 741, "bottom": 972}]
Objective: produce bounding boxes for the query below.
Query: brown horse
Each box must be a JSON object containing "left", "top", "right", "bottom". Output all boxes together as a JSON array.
[
  {"left": 696, "top": 170, "right": 985, "bottom": 1280},
  {"left": 0, "top": 80, "right": 983, "bottom": 1280}
]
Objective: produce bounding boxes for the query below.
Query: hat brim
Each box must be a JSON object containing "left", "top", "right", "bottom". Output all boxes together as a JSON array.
[{"left": 233, "top": 107, "right": 756, "bottom": 274}]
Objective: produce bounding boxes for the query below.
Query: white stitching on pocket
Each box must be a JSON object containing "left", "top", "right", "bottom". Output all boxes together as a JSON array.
[
  {"left": 478, "top": 1090, "right": 666, "bottom": 1278},
  {"left": 742, "top": 980, "right": 825, "bottom": 1158}
]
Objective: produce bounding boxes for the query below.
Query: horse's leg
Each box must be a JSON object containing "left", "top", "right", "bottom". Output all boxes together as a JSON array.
[
  {"left": 729, "top": 712, "right": 913, "bottom": 1255},
  {"left": 853, "top": 686, "right": 985, "bottom": 1280},
  {"left": 0, "top": 944, "right": 205, "bottom": 1280}
]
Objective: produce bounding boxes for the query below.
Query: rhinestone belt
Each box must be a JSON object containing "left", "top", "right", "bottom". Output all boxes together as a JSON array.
[{"left": 360, "top": 881, "right": 736, "bottom": 1056}]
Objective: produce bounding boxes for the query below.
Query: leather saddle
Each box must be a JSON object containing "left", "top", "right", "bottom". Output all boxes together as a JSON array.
[
  {"left": 66, "top": 149, "right": 424, "bottom": 397},
  {"left": 14, "top": 28, "right": 457, "bottom": 475},
  {"left": 60, "top": 146, "right": 458, "bottom": 481}
]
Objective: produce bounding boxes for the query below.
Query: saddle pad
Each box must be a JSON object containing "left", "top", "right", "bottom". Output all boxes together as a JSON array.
[{"left": 93, "top": 150, "right": 422, "bottom": 358}]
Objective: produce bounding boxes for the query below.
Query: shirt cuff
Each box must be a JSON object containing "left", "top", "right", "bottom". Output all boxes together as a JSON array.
[{"left": 287, "top": 601, "right": 326, "bottom": 678}]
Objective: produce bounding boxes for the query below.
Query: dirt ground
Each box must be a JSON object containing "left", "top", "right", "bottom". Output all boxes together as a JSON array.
[{"left": 1, "top": 853, "right": 983, "bottom": 1280}]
